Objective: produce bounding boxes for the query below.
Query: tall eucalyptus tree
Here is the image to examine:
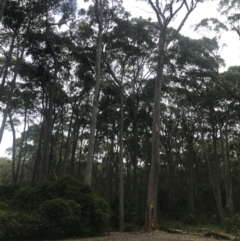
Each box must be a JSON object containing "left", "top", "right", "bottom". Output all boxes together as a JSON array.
[
  {"left": 84, "top": 0, "right": 107, "bottom": 186},
  {"left": 143, "top": 0, "right": 206, "bottom": 231}
]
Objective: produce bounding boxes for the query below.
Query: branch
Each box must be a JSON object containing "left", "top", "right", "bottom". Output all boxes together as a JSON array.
[
  {"left": 147, "top": 0, "right": 163, "bottom": 28},
  {"left": 156, "top": 0, "right": 165, "bottom": 22},
  {"left": 103, "top": 59, "right": 132, "bottom": 102},
  {"left": 167, "top": 0, "right": 199, "bottom": 44},
  {"left": 218, "top": 79, "right": 240, "bottom": 102}
]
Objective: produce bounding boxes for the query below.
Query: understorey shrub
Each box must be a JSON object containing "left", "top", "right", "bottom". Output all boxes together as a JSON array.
[
  {"left": 0, "top": 176, "right": 111, "bottom": 240},
  {"left": 10, "top": 181, "right": 53, "bottom": 211},
  {"left": 0, "top": 210, "right": 43, "bottom": 241},
  {"left": 79, "top": 194, "right": 111, "bottom": 235},
  {"left": 38, "top": 198, "right": 82, "bottom": 238},
  {"left": 0, "top": 184, "right": 19, "bottom": 202},
  {"left": 223, "top": 213, "right": 240, "bottom": 235}
]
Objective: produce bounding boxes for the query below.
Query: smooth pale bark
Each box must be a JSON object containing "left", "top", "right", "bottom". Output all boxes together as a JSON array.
[
  {"left": 145, "top": 32, "right": 164, "bottom": 231},
  {"left": 63, "top": 110, "right": 74, "bottom": 174},
  {"left": 119, "top": 76, "right": 125, "bottom": 232},
  {"left": 144, "top": 0, "right": 201, "bottom": 231},
  {"left": 84, "top": 0, "right": 106, "bottom": 186}
]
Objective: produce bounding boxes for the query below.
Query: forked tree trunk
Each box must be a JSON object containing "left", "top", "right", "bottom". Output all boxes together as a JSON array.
[{"left": 144, "top": 0, "right": 201, "bottom": 231}]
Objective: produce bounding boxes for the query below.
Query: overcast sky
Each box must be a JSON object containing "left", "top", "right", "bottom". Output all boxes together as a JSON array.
[{"left": 0, "top": 0, "right": 239, "bottom": 157}]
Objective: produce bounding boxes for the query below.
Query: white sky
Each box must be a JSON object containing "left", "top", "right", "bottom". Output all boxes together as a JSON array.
[{"left": 0, "top": 0, "right": 240, "bottom": 158}]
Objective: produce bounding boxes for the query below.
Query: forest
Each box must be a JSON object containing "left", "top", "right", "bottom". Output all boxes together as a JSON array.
[{"left": 1, "top": 0, "right": 240, "bottom": 240}]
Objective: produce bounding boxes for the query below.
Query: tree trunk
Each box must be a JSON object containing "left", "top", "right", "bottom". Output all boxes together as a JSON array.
[
  {"left": 69, "top": 119, "right": 79, "bottom": 175},
  {"left": 57, "top": 113, "right": 65, "bottom": 176},
  {"left": 40, "top": 28, "right": 59, "bottom": 181},
  {"left": 0, "top": 36, "right": 25, "bottom": 144},
  {"left": 145, "top": 32, "right": 165, "bottom": 231},
  {"left": 16, "top": 109, "right": 28, "bottom": 183},
  {"left": 31, "top": 123, "right": 44, "bottom": 187},
  {"left": 9, "top": 110, "right": 16, "bottom": 184},
  {"left": 119, "top": 74, "right": 125, "bottom": 232},
  {"left": 187, "top": 136, "right": 195, "bottom": 215},
  {"left": 0, "top": 19, "right": 30, "bottom": 144},
  {"left": 63, "top": 110, "right": 74, "bottom": 175},
  {"left": 219, "top": 117, "right": 233, "bottom": 213},
  {"left": 0, "top": 29, "right": 16, "bottom": 97},
  {"left": 210, "top": 110, "right": 223, "bottom": 222},
  {"left": 84, "top": 0, "right": 106, "bottom": 186},
  {"left": 199, "top": 110, "right": 223, "bottom": 222}
]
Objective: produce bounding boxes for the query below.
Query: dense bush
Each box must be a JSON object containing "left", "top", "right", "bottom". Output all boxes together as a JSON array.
[
  {"left": 39, "top": 198, "right": 82, "bottom": 238},
  {"left": 10, "top": 181, "right": 54, "bottom": 211},
  {"left": 223, "top": 214, "right": 240, "bottom": 235},
  {"left": 0, "top": 184, "right": 19, "bottom": 202},
  {"left": 79, "top": 194, "right": 111, "bottom": 235},
  {"left": 0, "top": 210, "right": 43, "bottom": 241},
  {"left": 0, "top": 176, "right": 111, "bottom": 240}
]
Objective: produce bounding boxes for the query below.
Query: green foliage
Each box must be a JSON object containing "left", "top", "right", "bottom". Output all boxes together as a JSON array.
[
  {"left": 124, "top": 222, "right": 139, "bottom": 232},
  {"left": 0, "top": 184, "right": 19, "bottom": 202},
  {"left": 79, "top": 194, "right": 111, "bottom": 235},
  {"left": 0, "top": 210, "right": 42, "bottom": 241},
  {"left": 223, "top": 214, "right": 240, "bottom": 235},
  {"left": 0, "top": 158, "right": 12, "bottom": 185},
  {"left": 11, "top": 181, "right": 54, "bottom": 211},
  {"left": 160, "top": 220, "right": 184, "bottom": 231},
  {"left": 0, "top": 176, "right": 110, "bottom": 240},
  {"left": 39, "top": 198, "right": 82, "bottom": 238}
]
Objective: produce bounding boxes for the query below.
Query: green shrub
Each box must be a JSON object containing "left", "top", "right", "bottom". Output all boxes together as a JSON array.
[
  {"left": 0, "top": 210, "right": 43, "bottom": 241},
  {"left": 51, "top": 176, "right": 92, "bottom": 200},
  {"left": 10, "top": 181, "right": 53, "bottom": 211},
  {"left": 79, "top": 194, "right": 111, "bottom": 235},
  {"left": 39, "top": 198, "right": 82, "bottom": 238},
  {"left": 223, "top": 214, "right": 240, "bottom": 234},
  {"left": 0, "top": 184, "right": 19, "bottom": 202},
  {"left": 124, "top": 222, "right": 139, "bottom": 232},
  {"left": 0, "top": 210, "right": 20, "bottom": 241},
  {"left": 1, "top": 176, "right": 111, "bottom": 240}
]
